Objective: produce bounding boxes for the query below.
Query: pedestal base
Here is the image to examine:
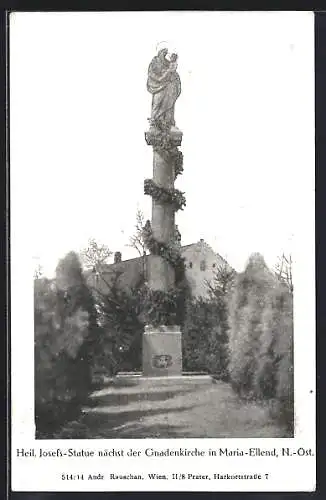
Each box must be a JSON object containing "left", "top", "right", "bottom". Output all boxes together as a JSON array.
[{"left": 142, "top": 325, "right": 182, "bottom": 377}]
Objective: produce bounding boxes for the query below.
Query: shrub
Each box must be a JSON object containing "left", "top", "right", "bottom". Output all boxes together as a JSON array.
[
  {"left": 92, "top": 273, "right": 145, "bottom": 374},
  {"left": 273, "top": 286, "right": 294, "bottom": 433},
  {"left": 228, "top": 253, "right": 294, "bottom": 433},
  {"left": 182, "top": 265, "right": 234, "bottom": 377},
  {"left": 35, "top": 252, "right": 100, "bottom": 437},
  {"left": 182, "top": 297, "right": 229, "bottom": 378},
  {"left": 228, "top": 254, "right": 277, "bottom": 397},
  {"left": 35, "top": 281, "right": 90, "bottom": 436}
]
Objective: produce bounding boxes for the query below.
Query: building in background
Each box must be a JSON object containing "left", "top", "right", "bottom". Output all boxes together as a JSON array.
[{"left": 87, "top": 239, "right": 230, "bottom": 299}]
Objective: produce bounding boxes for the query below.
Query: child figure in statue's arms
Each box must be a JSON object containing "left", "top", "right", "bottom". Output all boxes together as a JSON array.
[{"left": 168, "top": 53, "right": 178, "bottom": 72}]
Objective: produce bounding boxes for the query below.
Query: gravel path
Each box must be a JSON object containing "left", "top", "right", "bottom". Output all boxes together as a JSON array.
[{"left": 71, "top": 379, "right": 286, "bottom": 439}]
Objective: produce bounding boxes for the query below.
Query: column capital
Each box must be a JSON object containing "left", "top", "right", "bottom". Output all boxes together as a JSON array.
[{"left": 145, "top": 126, "right": 183, "bottom": 148}]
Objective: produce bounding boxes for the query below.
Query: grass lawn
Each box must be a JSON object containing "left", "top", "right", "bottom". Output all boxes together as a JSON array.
[{"left": 57, "top": 379, "right": 289, "bottom": 439}]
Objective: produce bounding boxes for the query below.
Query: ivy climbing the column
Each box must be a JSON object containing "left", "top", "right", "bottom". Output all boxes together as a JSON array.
[
  {"left": 144, "top": 179, "right": 186, "bottom": 212},
  {"left": 142, "top": 125, "right": 188, "bottom": 327}
]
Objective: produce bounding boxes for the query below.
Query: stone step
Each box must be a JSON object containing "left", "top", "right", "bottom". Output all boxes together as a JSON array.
[
  {"left": 88, "top": 374, "right": 213, "bottom": 407},
  {"left": 117, "top": 371, "right": 208, "bottom": 376},
  {"left": 116, "top": 374, "right": 212, "bottom": 383},
  {"left": 90, "top": 373, "right": 213, "bottom": 403}
]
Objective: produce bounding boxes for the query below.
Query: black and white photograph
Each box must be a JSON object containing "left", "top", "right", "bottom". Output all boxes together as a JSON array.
[{"left": 10, "top": 10, "right": 315, "bottom": 492}]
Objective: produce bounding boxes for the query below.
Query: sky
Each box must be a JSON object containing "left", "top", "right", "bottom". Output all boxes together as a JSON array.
[{"left": 9, "top": 11, "right": 314, "bottom": 276}]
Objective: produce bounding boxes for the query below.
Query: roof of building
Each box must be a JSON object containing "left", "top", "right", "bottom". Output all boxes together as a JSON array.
[
  {"left": 84, "top": 239, "right": 233, "bottom": 295},
  {"left": 95, "top": 240, "right": 229, "bottom": 273}
]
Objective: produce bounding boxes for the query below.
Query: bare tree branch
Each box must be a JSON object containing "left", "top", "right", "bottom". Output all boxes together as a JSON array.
[
  {"left": 126, "top": 208, "right": 149, "bottom": 280},
  {"left": 274, "top": 253, "right": 293, "bottom": 293},
  {"left": 80, "top": 238, "right": 112, "bottom": 270},
  {"left": 127, "top": 208, "right": 148, "bottom": 257}
]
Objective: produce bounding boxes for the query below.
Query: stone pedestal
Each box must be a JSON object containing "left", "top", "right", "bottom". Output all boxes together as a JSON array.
[{"left": 142, "top": 325, "right": 182, "bottom": 377}]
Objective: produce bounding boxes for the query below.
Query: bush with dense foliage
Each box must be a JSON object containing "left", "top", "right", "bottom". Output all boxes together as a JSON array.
[
  {"left": 228, "top": 253, "right": 294, "bottom": 433},
  {"left": 182, "top": 298, "right": 227, "bottom": 378},
  {"left": 182, "top": 265, "right": 235, "bottom": 378},
  {"left": 34, "top": 252, "right": 100, "bottom": 437},
  {"left": 270, "top": 285, "right": 294, "bottom": 431},
  {"left": 93, "top": 272, "right": 145, "bottom": 374}
]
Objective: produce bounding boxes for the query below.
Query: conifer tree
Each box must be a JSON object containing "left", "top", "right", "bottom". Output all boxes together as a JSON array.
[
  {"left": 228, "top": 253, "right": 277, "bottom": 397},
  {"left": 228, "top": 252, "right": 294, "bottom": 433},
  {"left": 35, "top": 252, "right": 99, "bottom": 437}
]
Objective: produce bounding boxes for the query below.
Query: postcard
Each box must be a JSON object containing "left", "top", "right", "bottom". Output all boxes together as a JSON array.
[{"left": 10, "top": 10, "right": 315, "bottom": 492}]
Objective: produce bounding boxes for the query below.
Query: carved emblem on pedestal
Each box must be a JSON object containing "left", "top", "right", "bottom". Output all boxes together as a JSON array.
[{"left": 152, "top": 354, "right": 173, "bottom": 369}]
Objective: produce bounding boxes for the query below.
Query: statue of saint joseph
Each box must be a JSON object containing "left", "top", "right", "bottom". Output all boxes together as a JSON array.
[{"left": 147, "top": 48, "right": 181, "bottom": 130}]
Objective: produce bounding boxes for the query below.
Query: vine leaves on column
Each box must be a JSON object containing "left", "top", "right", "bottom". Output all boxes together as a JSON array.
[{"left": 142, "top": 127, "right": 187, "bottom": 327}]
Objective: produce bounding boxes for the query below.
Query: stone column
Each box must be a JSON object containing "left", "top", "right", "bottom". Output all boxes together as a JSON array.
[
  {"left": 142, "top": 128, "right": 183, "bottom": 377},
  {"left": 145, "top": 128, "right": 183, "bottom": 291}
]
